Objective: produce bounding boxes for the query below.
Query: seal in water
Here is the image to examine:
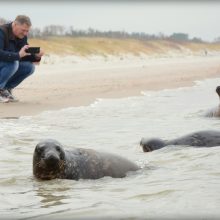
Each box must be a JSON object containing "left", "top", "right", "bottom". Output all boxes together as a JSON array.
[
  {"left": 140, "top": 130, "right": 220, "bottom": 152},
  {"left": 33, "top": 139, "right": 139, "bottom": 180},
  {"left": 205, "top": 86, "right": 220, "bottom": 117}
]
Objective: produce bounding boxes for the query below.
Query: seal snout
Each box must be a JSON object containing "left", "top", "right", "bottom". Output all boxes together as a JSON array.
[
  {"left": 140, "top": 138, "right": 152, "bottom": 152},
  {"left": 142, "top": 145, "right": 152, "bottom": 152},
  {"left": 45, "top": 152, "right": 60, "bottom": 166}
]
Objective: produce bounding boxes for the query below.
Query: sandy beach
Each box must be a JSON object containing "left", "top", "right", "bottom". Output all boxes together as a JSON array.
[{"left": 0, "top": 55, "right": 220, "bottom": 118}]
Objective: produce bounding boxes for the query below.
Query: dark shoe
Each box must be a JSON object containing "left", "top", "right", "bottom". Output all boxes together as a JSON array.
[
  {"left": 0, "top": 89, "right": 18, "bottom": 102},
  {"left": 0, "top": 95, "right": 9, "bottom": 103},
  {"left": 0, "top": 90, "right": 9, "bottom": 103},
  {"left": 7, "top": 89, "right": 19, "bottom": 102}
]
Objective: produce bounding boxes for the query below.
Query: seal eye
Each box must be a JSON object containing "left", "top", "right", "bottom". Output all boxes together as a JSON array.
[
  {"left": 56, "top": 145, "right": 61, "bottom": 153},
  {"left": 55, "top": 145, "right": 65, "bottom": 160},
  {"left": 36, "top": 146, "right": 44, "bottom": 154}
]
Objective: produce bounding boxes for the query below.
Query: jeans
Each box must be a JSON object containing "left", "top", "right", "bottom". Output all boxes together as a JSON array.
[{"left": 0, "top": 61, "right": 35, "bottom": 90}]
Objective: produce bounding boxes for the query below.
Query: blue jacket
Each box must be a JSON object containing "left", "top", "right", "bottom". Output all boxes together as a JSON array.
[{"left": 0, "top": 23, "right": 40, "bottom": 62}]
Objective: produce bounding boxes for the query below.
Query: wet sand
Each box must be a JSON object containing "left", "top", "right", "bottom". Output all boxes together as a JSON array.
[{"left": 0, "top": 55, "right": 220, "bottom": 118}]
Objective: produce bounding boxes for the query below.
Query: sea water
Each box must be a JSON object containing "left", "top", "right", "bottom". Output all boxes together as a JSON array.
[{"left": 0, "top": 77, "right": 220, "bottom": 220}]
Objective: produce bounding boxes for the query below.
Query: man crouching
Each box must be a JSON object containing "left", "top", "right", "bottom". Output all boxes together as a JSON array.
[{"left": 0, "top": 15, "right": 44, "bottom": 102}]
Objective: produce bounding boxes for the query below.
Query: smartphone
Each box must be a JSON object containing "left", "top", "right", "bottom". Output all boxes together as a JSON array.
[{"left": 25, "top": 47, "right": 40, "bottom": 54}]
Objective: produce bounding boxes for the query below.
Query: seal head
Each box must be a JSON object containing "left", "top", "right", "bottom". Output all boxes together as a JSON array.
[
  {"left": 33, "top": 139, "right": 66, "bottom": 180},
  {"left": 140, "top": 138, "right": 165, "bottom": 152},
  {"left": 204, "top": 86, "right": 220, "bottom": 117},
  {"left": 216, "top": 86, "right": 220, "bottom": 97}
]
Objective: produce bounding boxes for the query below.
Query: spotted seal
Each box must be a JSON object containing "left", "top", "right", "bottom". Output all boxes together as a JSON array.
[
  {"left": 205, "top": 86, "right": 220, "bottom": 117},
  {"left": 33, "top": 139, "right": 139, "bottom": 180},
  {"left": 140, "top": 130, "right": 220, "bottom": 152}
]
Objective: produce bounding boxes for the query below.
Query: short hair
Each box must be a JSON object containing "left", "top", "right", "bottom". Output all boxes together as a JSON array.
[{"left": 14, "top": 15, "right": 32, "bottom": 26}]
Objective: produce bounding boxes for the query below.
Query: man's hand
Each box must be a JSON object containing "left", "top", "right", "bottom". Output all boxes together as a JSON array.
[
  {"left": 19, "top": 45, "right": 30, "bottom": 58},
  {"left": 35, "top": 49, "right": 44, "bottom": 59},
  {"left": 33, "top": 49, "right": 44, "bottom": 65}
]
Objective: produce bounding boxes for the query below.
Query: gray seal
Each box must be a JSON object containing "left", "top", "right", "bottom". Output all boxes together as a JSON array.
[
  {"left": 33, "top": 139, "right": 139, "bottom": 180},
  {"left": 140, "top": 130, "right": 220, "bottom": 152},
  {"left": 205, "top": 86, "right": 220, "bottom": 117}
]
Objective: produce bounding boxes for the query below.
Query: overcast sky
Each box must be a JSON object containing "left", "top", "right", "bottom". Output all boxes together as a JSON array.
[{"left": 1, "top": 1, "right": 220, "bottom": 42}]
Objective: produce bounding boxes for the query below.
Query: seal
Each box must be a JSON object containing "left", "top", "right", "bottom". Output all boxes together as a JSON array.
[
  {"left": 140, "top": 130, "right": 220, "bottom": 152},
  {"left": 33, "top": 139, "right": 139, "bottom": 180},
  {"left": 205, "top": 86, "right": 220, "bottom": 117}
]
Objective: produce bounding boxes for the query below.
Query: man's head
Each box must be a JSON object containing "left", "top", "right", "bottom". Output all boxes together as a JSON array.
[{"left": 12, "top": 15, "right": 32, "bottom": 39}]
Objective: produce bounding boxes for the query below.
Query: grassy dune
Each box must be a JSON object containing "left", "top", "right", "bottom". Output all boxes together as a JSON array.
[{"left": 29, "top": 37, "right": 220, "bottom": 57}]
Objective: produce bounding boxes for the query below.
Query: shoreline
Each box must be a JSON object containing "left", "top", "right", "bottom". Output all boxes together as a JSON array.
[{"left": 0, "top": 55, "right": 220, "bottom": 118}]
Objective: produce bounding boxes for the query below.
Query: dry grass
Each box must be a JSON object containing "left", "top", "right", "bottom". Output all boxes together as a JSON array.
[{"left": 29, "top": 37, "right": 220, "bottom": 57}]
